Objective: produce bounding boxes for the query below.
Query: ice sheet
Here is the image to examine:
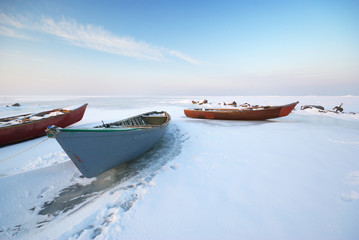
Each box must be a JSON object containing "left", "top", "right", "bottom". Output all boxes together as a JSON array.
[{"left": 0, "top": 96, "right": 358, "bottom": 240}]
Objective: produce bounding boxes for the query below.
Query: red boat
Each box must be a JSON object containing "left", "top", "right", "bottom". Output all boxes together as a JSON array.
[
  {"left": 0, "top": 104, "right": 88, "bottom": 146},
  {"left": 184, "top": 101, "right": 299, "bottom": 120}
]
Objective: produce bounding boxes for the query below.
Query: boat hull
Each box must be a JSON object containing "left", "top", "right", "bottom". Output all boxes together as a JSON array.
[
  {"left": 55, "top": 126, "right": 167, "bottom": 178},
  {"left": 50, "top": 111, "right": 170, "bottom": 178},
  {"left": 184, "top": 102, "right": 298, "bottom": 120},
  {"left": 0, "top": 104, "right": 87, "bottom": 146}
]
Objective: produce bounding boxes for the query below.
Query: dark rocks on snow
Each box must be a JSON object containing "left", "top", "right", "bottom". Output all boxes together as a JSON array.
[
  {"left": 301, "top": 103, "right": 354, "bottom": 114},
  {"left": 300, "top": 105, "right": 325, "bottom": 110},
  {"left": 333, "top": 103, "right": 343, "bottom": 113},
  {"left": 192, "top": 100, "right": 208, "bottom": 105},
  {"left": 228, "top": 101, "right": 237, "bottom": 107},
  {"left": 6, "top": 103, "right": 21, "bottom": 107}
]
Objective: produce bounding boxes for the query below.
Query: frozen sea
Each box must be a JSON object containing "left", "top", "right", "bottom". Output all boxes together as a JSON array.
[{"left": 0, "top": 95, "right": 359, "bottom": 240}]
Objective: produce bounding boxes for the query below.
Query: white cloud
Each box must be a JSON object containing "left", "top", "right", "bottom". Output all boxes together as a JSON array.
[
  {"left": 0, "top": 27, "right": 37, "bottom": 41},
  {"left": 0, "top": 13, "right": 201, "bottom": 64},
  {"left": 0, "top": 13, "right": 34, "bottom": 40},
  {"left": 38, "top": 17, "right": 166, "bottom": 61},
  {"left": 0, "top": 25, "right": 15, "bottom": 36},
  {"left": 169, "top": 50, "right": 201, "bottom": 65},
  {"left": 0, "top": 13, "right": 26, "bottom": 29}
]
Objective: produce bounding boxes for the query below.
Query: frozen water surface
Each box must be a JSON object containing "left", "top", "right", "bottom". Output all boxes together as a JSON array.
[{"left": 0, "top": 96, "right": 358, "bottom": 240}]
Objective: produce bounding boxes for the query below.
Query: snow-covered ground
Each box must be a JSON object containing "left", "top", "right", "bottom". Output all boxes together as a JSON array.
[{"left": 0, "top": 96, "right": 358, "bottom": 240}]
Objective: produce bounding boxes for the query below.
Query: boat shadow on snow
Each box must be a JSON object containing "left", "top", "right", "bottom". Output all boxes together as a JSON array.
[
  {"left": 184, "top": 117, "right": 276, "bottom": 127},
  {"left": 35, "top": 124, "right": 187, "bottom": 229}
]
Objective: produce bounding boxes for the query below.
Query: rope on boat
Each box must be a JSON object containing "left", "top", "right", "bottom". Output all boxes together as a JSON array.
[
  {"left": 45, "top": 125, "right": 60, "bottom": 138},
  {"left": 0, "top": 137, "right": 49, "bottom": 163}
]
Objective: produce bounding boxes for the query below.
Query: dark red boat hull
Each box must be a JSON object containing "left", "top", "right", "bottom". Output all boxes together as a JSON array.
[
  {"left": 0, "top": 104, "right": 88, "bottom": 146},
  {"left": 184, "top": 102, "right": 298, "bottom": 120}
]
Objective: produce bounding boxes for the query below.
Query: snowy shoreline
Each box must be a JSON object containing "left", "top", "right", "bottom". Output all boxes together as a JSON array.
[{"left": 1, "top": 96, "right": 359, "bottom": 239}]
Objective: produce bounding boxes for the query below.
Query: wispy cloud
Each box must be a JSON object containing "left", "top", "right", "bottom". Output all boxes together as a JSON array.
[
  {"left": 38, "top": 17, "right": 167, "bottom": 61},
  {"left": 0, "top": 26, "right": 32, "bottom": 40},
  {"left": 0, "top": 13, "right": 26, "bottom": 29},
  {"left": 0, "top": 13, "right": 201, "bottom": 64},
  {"left": 169, "top": 50, "right": 202, "bottom": 65},
  {"left": 0, "top": 13, "right": 34, "bottom": 40}
]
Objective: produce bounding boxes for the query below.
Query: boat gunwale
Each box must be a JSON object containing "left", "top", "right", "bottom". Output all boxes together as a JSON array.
[
  {"left": 58, "top": 111, "right": 170, "bottom": 133},
  {"left": 111, "top": 111, "right": 170, "bottom": 126},
  {"left": 59, "top": 127, "right": 145, "bottom": 132},
  {"left": 185, "top": 101, "right": 299, "bottom": 112}
]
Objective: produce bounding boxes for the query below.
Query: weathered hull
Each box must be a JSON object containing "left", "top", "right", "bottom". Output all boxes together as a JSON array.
[
  {"left": 0, "top": 104, "right": 87, "bottom": 146},
  {"left": 55, "top": 126, "right": 167, "bottom": 178},
  {"left": 184, "top": 102, "right": 298, "bottom": 120},
  {"left": 50, "top": 111, "right": 171, "bottom": 178}
]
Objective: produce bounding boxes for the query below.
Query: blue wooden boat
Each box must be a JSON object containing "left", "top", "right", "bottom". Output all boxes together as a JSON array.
[{"left": 46, "top": 111, "right": 170, "bottom": 178}]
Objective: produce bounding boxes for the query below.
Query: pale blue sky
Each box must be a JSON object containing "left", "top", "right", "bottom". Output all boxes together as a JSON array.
[{"left": 0, "top": 0, "right": 358, "bottom": 95}]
